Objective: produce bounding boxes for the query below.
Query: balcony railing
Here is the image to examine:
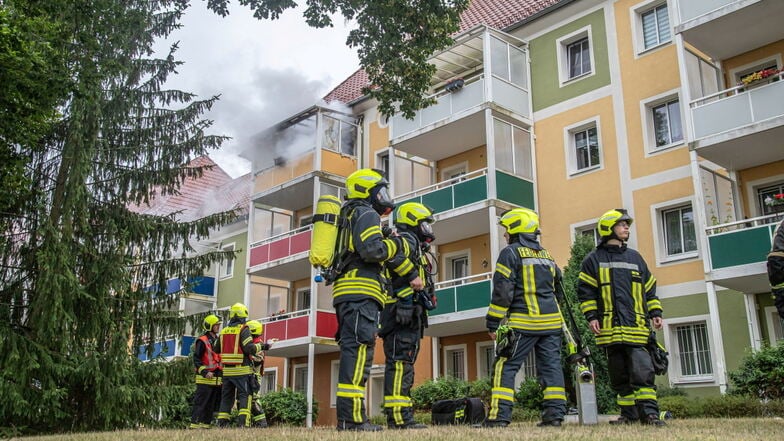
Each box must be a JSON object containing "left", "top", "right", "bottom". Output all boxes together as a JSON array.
[
  {"left": 690, "top": 72, "right": 784, "bottom": 140},
  {"left": 431, "top": 272, "right": 492, "bottom": 316},
  {"left": 706, "top": 213, "right": 783, "bottom": 270},
  {"left": 396, "top": 168, "right": 534, "bottom": 214},
  {"left": 137, "top": 335, "right": 195, "bottom": 361},
  {"left": 249, "top": 225, "right": 312, "bottom": 267},
  {"left": 256, "top": 308, "right": 338, "bottom": 342},
  {"left": 143, "top": 276, "right": 215, "bottom": 297},
  {"left": 677, "top": 0, "right": 737, "bottom": 24}
]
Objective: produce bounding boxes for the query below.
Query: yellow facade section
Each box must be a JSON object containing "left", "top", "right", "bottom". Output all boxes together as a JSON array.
[
  {"left": 437, "top": 234, "right": 492, "bottom": 279},
  {"left": 614, "top": 0, "right": 689, "bottom": 179},
  {"left": 721, "top": 40, "right": 784, "bottom": 87},
  {"left": 436, "top": 146, "right": 487, "bottom": 179},
  {"left": 534, "top": 95, "right": 621, "bottom": 267},
  {"left": 322, "top": 149, "right": 357, "bottom": 177},
  {"left": 632, "top": 177, "right": 704, "bottom": 285},
  {"left": 368, "top": 121, "right": 389, "bottom": 168},
  {"left": 253, "top": 152, "right": 315, "bottom": 194}
]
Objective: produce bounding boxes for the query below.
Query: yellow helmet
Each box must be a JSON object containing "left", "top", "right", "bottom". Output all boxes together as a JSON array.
[
  {"left": 202, "top": 314, "right": 222, "bottom": 332},
  {"left": 499, "top": 208, "right": 540, "bottom": 235},
  {"left": 229, "top": 302, "right": 249, "bottom": 319},
  {"left": 246, "top": 320, "right": 263, "bottom": 336},
  {"left": 345, "top": 168, "right": 394, "bottom": 215},
  {"left": 597, "top": 208, "right": 633, "bottom": 238},
  {"left": 395, "top": 202, "right": 436, "bottom": 243}
]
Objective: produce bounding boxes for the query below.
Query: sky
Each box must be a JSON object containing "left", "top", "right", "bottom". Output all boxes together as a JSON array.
[{"left": 158, "top": 3, "right": 361, "bottom": 178}]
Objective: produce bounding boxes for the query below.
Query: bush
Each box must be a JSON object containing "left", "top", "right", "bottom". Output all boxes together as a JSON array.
[
  {"left": 511, "top": 406, "right": 539, "bottom": 422},
  {"left": 657, "top": 386, "right": 687, "bottom": 397},
  {"left": 729, "top": 344, "right": 784, "bottom": 400},
  {"left": 410, "top": 377, "right": 471, "bottom": 410},
  {"left": 658, "top": 395, "right": 784, "bottom": 418},
  {"left": 515, "top": 377, "right": 543, "bottom": 410},
  {"left": 258, "top": 389, "right": 317, "bottom": 426}
]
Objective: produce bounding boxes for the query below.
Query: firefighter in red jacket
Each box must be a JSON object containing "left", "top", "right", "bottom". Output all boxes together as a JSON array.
[
  {"left": 189, "top": 314, "right": 222, "bottom": 429},
  {"left": 214, "top": 303, "right": 267, "bottom": 427},
  {"left": 246, "top": 320, "right": 273, "bottom": 428}
]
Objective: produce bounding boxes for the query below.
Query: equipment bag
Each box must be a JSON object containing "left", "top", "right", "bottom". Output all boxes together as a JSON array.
[
  {"left": 431, "top": 398, "right": 486, "bottom": 425},
  {"left": 647, "top": 331, "right": 669, "bottom": 376}
]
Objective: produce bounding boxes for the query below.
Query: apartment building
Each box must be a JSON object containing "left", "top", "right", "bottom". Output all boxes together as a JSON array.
[{"left": 243, "top": 0, "right": 784, "bottom": 426}]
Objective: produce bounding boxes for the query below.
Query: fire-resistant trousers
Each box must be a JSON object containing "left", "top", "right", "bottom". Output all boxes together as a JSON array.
[
  {"left": 335, "top": 299, "right": 381, "bottom": 425},
  {"left": 217, "top": 374, "right": 252, "bottom": 427},
  {"left": 190, "top": 383, "right": 221, "bottom": 428},
  {"left": 380, "top": 304, "right": 423, "bottom": 426},
  {"left": 605, "top": 344, "right": 659, "bottom": 421},
  {"left": 249, "top": 373, "right": 268, "bottom": 427},
  {"left": 488, "top": 331, "right": 566, "bottom": 424}
]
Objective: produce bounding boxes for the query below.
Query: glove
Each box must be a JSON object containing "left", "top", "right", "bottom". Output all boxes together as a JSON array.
[
  {"left": 774, "top": 289, "right": 784, "bottom": 319},
  {"left": 381, "top": 225, "right": 394, "bottom": 238},
  {"left": 395, "top": 302, "right": 414, "bottom": 327}
]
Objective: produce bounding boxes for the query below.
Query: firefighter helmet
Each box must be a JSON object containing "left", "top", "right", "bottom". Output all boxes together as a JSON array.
[
  {"left": 345, "top": 168, "right": 395, "bottom": 215},
  {"left": 229, "top": 302, "right": 249, "bottom": 319},
  {"left": 498, "top": 208, "right": 540, "bottom": 235},
  {"left": 597, "top": 209, "right": 633, "bottom": 238},
  {"left": 246, "top": 320, "right": 263, "bottom": 336},
  {"left": 395, "top": 202, "right": 436, "bottom": 243},
  {"left": 202, "top": 314, "right": 221, "bottom": 332}
]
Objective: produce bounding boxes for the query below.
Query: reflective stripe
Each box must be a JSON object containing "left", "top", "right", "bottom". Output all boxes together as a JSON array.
[
  {"left": 489, "top": 356, "right": 506, "bottom": 420},
  {"left": 194, "top": 374, "right": 222, "bottom": 385},
  {"left": 580, "top": 300, "right": 598, "bottom": 314},
  {"left": 508, "top": 312, "right": 563, "bottom": 331},
  {"left": 617, "top": 394, "right": 635, "bottom": 406},
  {"left": 632, "top": 272, "right": 645, "bottom": 328},
  {"left": 391, "top": 258, "right": 414, "bottom": 276},
  {"left": 543, "top": 386, "right": 567, "bottom": 401},
  {"left": 636, "top": 387, "right": 657, "bottom": 401},
  {"left": 360, "top": 225, "right": 382, "bottom": 241},
  {"left": 491, "top": 387, "right": 516, "bottom": 402},
  {"left": 579, "top": 271, "right": 598, "bottom": 287},
  {"left": 383, "top": 396, "right": 412, "bottom": 407},
  {"left": 223, "top": 365, "right": 253, "bottom": 376},
  {"left": 645, "top": 276, "right": 656, "bottom": 293},
  {"left": 600, "top": 267, "right": 613, "bottom": 330},
  {"left": 647, "top": 299, "right": 662, "bottom": 311},
  {"left": 522, "top": 264, "right": 539, "bottom": 315},
  {"left": 495, "top": 263, "right": 511, "bottom": 278},
  {"left": 337, "top": 383, "right": 364, "bottom": 397},
  {"left": 487, "top": 303, "right": 507, "bottom": 319},
  {"left": 599, "top": 261, "right": 639, "bottom": 271},
  {"left": 595, "top": 326, "right": 650, "bottom": 345}
]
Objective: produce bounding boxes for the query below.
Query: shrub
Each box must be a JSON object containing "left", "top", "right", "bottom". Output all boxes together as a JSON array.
[
  {"left": 515, "top": 377, "right": 543, "bottom": 410},
  {"left": 657, "top": 386, "right": 687, "bottom": 397},
  {"left": 658, "top": 395, "right": 784, "bottom": 418},
  {"left": 410, "top": 377, "right": 471, "bottom": 410},
  {"left": 511, "top": 406, "right": 539, "bottom": 422},
  {"left": 729, "top": 344, "right": 784, "bottom": 400},
  {"left": 258, "top": 389, "right": 317, "bottom": 426}
]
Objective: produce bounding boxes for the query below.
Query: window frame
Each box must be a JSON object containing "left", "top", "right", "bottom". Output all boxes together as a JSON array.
[
  {"left": 650, "top": 197, "right": 699, "bottom": 265},
  {"left": 631, "top": 0, "right": 672, "bottom": 56},
  {"left": 330, "top": 360, "right": 340, "bottom": 407},
  {"left": 292, "top": 363, "right": 308, "bottom": 394},
  {"left": 219, "top": 242, "right": 235, "bottom": 280},
  {"left": 443, "top": 344, "right": 468, "bottom": 380},
  {"left": 755, "top": 181, "right": 784, "bottom": 217},
  {"left": 443, "top": 250, "right": 471, "bottom": 284},
  {"left": 556, "top": 26, "right": 595, "bottom": 86},
  {"left": 641, "top": 90, "right": 685, "bottom": 154},
  {"left": 476, "top": 341, "right": 495, "bottom": 379},
  {"left": 572, "top": 221, "right": 601, "bottom": 247},
  {"left": 295, "top": 287, "right": 311, "bottom": 311},
  {"left": 563, "top": 117, "right": 603, "bottom": 177},
  {"left": 261, "top": 367, "right": 278, "bottom": 393},
  {"left": 663, "top": 315, "right": 717, "bottom": 385},
  {"left": 764, "top": 306, "right": 784, "bottom": 346},
  {"left": 440, "top": 162, "right": 468, "bottom": 183}
]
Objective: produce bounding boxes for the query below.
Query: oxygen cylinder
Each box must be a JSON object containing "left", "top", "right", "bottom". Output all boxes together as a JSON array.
[{"left": 309, "top": 194, "right": 342, "bottom": 270}]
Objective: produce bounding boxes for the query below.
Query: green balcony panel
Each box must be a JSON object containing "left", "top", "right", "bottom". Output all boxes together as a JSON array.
[
  {"left": 453, "top": 175, "right": 488, "bottom": 208},
  {"left": 431, "top": 279, "right": 491, "bottom": 316},
  {"left": 709, "top": 226, "right": 773, "bottom": 269},
  {"left": 422, "top": 187, "right": 456, "bottom": 214},
  {"left": 496, "top": 171, "right": 534, "bottom": 208},
  {"left": 433, "top": 286, "right": 457, "bottom": 316}
]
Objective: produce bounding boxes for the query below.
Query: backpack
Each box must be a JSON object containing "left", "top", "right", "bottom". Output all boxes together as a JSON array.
[{"left": 431, "top": 397, "right": 486, "bottom": 425}]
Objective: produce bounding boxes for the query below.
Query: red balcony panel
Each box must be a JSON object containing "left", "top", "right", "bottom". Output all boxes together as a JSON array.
[
  {"left": 249, "top": 243, "right": 270, "bottom": 267},
  {"left": 316, "top": 311, "right": 338, "bottom": 338},
  {"left": 287, "top": 316, "right": 309, "bottom": 339},
  {"left": 268, "top": 237, "right": 291, "bottom": 261},
  {"left": 264, "top": 320, "right": 286, "bottom": 341},
  {"left": 290, "top": 230, "right": 312, "bottom": 254}
]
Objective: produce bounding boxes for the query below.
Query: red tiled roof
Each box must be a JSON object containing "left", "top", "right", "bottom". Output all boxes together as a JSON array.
[
  {"left": 128, "top": 156, "right": 233, "bottom": 221},
  {"left": 322, "top": 0, "right": 564, "bottom": 104},
  {"left": 191, "top": 173, "right": 253, "bottom": 220}
]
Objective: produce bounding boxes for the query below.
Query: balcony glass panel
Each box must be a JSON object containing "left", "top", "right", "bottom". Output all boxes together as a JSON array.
[{"left": 678, "top": 0, "right": 736, "bottom": 24}]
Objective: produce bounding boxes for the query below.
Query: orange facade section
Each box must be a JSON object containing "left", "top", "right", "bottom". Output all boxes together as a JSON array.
[
  {"left": 253, "top": 152, "right": 315, "bottom": 194},
  {"left": 321, "top": 149, "right": 357, "bottom": 177}
]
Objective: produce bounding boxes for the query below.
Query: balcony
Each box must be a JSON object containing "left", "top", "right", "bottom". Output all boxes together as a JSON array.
[
  {"left": 674, "top": 0, "right": 784, "bottom": 60},
  {"left": 705, "top": 213, "right": 783, "bottom": 292},
  {"left": 138, "top": 335, "right": 195, "bottom": 361},
  {"left": 395, "top": 169, "right": 534, "bottom": 243},
  {"left": 426, "top": 273, "right": 492, "bottom": 337},
  {"left": 256, "top": 309, "right": 339, "bottom": 358},
  {"left": 389, "top": 26, "right": 530, "bottom": 161},
  {"left": 689, "top": 73, "right": 784, "bottom": 170},
  {"left": 144, "top": 276, "right": 215, "bottom": 297},
  {"left": 248, "top": 225, "right": 312, "bottom": 280}
]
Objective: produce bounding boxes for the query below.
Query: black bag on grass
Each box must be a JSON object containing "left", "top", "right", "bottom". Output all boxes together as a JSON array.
[{"left": 431, "top": 397, "right": 486, "bottom": 425}]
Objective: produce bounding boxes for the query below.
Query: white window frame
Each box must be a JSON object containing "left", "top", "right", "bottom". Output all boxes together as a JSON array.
[
  {"left": 330, "top": 360, "right": 340, "bottom": 407},
  {"left": 440, "top": 162, "right": 468, "bottom": 183},
  {"left": 663, "top": 315, "right": 717, "bottom": 385},
  {"left": 650, "top": 197, "right": 700, "bottom": 265},
  {"left": 563, "top": 117, "right": 603, "bottom": 177},
  {"left": 219, "top": 242, "right": 235, "bottom": 280},
  {"left": 640, "top": 89, "right": 685, "bottom": 155},
  {"left": 376, "top": 148, "right": 391, "bottom": 176},
  {"left": 295, "top": 287, "right": 311, "bottom": 311},
  {"left": 744, "top": 174, "right": 784, "bottom": 217},
  {"left": 631, "top": 0, "right": 672, "bottom": 56},
  {"left": 298, "top": 215, "right": 313, "bottom": 228},
  {"left": 443, "top": 344, "right": 468, "bottom": 380},
  {"left": 261, "top": 367, "right": 278, "bottom": 393},
  {"left": 443, "top": 250, "right": 471, "bottom": 283},
  {"left": 556, "top": 26, "right": 595, "bottom": 86},
  {"left": 729, "top": 56, "right": 782, "bottom": 87},
  {"left": 571, "top": 219, "right": 601, "bottom": 247},
  {"left": 764, "top": 306, "right": 784, "bottom": 346},
  {"left": 292, "top": 363, "right": 308, "bottom": 394},
  {"left": 476, "top": 341, "right": 495, "bottom": 379}
]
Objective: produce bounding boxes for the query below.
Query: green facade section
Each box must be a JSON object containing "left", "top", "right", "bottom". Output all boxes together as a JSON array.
[
  {"left": 496, "top": 171, "right": 535, "bottom": 208},
  {"left": 432, "top": 279, "right": 491, "bottom": 316},
  {"left": 217, "top": 230, "right": 247, "bottom": 309},
  {"left": 528, "top": 9, "right": 610, "bottom": 112},
  {"left": 708, "top": 224, "right": 775, "bottom": 269},
  {"left": 718, "top": 291, "right": 751, "bottom": 373}
]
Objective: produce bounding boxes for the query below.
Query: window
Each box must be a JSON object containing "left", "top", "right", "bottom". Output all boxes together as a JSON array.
[
  {"left": 493, "top": 118, "right": 533, "bottom": 180},
  {"left": 330, "top": 360, "right": 340, "bottom": 407},
  {"left": 393, "top": 154, "right": 432, "bottom": 196},
  {"left": 661, "top": 205, "right": 697, "bottom": 257},
  {"left": 567, "top": 38, "right": 591, "bottom": 79},
  {"left": 557, "top": 27, "right": 594, "bottom": 85},
  {"left": 651, "top": 98, "right": 683, "bottom": 148},
  {"left": 477, "top": 343, "right": 495, "bottom": 379},
  {"left": 321, "top": 114, "right": 357, "bottom": 156},
  {"left": 253, "top": 207, "right": 292, "bottom": 241},
  {"left": 565, "top": 120, "right": 602, "bottom": 175},
  {"left": 444, "top": 345, "right": 467, "bottom": 380},
  {"left": 673, "top": 322, "right": 713, "bottom": 378},
  {"left": 293, "top": 365, "right": 308, "bottom": 394},
  {"left": 640, "top": 3, "right": 670, "bottom": 50},
  {"left": 764, "top": 306, "right": 784, "bottom": 345},
  {"left": 320, "top": 183, "right": 347, "bottom": 202},
  {"left": 296, "top": 288, "right": 311, "bottom": 311},
  {"left": 489, "top": 35, "right": 527, "bottom": 88},
  {"left": 446, "top": 254, "right": 469, "bottom": 282},
  {"left": 253, "top": 283, "right": 288, "bottom": 317},
  {"left": 261, "top": 368, "right": 277, "bottom": 393},
  {"left": 377, "top": 151, "right": 390, "bottom": 176},
  {"left": 298, "top": 215, "right": 313, "bottom": 228},
  {"left": 736, "top": 61, "right": 779, "bottom": 90},
  {"left": 441, "top": 163, "right": 467, "bottom": 183},
  {"left": 757, "top": 182, "right": 784, "bottom": 216},
  {"left": 220, "top": 243, "right": 235, "bottom": 279},
  {"left": 575, "top": 225, "right": 600, "bottom": 247}
]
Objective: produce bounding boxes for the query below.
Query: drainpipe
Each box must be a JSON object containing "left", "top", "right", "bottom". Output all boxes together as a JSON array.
[
  {"left": 706, "top": 281, "right": 728, "bottom": 393},
  {"left": 432, "top": 336, "right": 440, "bottom": 379}
]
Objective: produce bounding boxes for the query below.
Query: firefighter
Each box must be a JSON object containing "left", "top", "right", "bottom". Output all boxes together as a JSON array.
[
  {"left": 333, "top": 168, "right": 423, "bottom": 432},
  {"left": 379, "top": 202, "right": 436, "bottom": 430},
  {"left": 214, "top": 303, "right": 266, "bottom": 428},
  {"left": 246, "top": 320, "right": 272, "bottom": 428},
  {"left": 577, "top": 209, "right": 665, "bottom": 426},
  {"left": 484, "top": 208, "right": 567, "bottom": 428},
  {"left": 189, "top": 314, "right": 223, "bottom": 429},
  {"left": 768, "top": 219, "right": 784, "bottom": 318}
]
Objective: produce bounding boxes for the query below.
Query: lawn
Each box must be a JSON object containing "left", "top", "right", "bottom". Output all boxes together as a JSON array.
[{"left": 20, "top": 418, "right": 784, "bottom": 441}]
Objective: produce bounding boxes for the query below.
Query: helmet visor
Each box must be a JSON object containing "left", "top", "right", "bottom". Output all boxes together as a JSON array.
[
  {"left": 419, "top": 221, "right": 435, "bottom": 242},
  {"left": 372, "top": 185, "right": 395, "bottom": 215}
]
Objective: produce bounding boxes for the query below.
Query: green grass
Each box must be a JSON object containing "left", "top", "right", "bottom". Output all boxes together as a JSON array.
[{"left": 19, "top": 419, "right": 784, "bottom": 441}]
